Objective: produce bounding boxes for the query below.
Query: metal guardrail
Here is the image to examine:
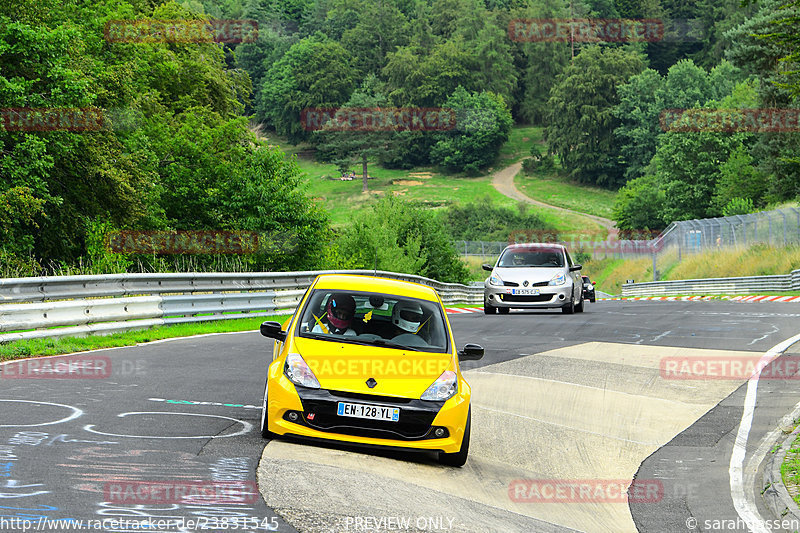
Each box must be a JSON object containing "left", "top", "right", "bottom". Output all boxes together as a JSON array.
[
  {"left": 0, "top": 270, "right": 484, "bottom": 343},
  {"left": 621, "top": 269, "right": 800, "bottom": 297}
]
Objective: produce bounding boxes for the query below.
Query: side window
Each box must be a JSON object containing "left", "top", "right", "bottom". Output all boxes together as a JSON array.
[{"left": 565, "top": 251, "right": 573, "bottom": 266}]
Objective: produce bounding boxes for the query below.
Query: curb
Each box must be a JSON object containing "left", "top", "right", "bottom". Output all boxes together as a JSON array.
[
  {"left": 763, "top": 425, "right": 800, "bottom": 524},
  {"left": 600, "top": 295, "right": 800, "bottom": 303}
]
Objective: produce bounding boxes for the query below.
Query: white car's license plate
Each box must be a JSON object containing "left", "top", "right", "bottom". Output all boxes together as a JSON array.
[
  {"left": 512, "top": 288, "right": 540, "bottom": 295},
  {"left": 337, "top": 402, "right": 399, "bottom": 422}
]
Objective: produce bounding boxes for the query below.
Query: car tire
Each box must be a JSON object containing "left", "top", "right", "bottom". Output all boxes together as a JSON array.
[
  {"left": 590, "top": 296, "right": 596, "bottom": 303},
  {"left": 498, "top": 307, "right": 510, "bottom": 315},
  {"left": 438, "top": 407, "right": 470, "bottom": 467},
  {"left": 575, "top": 297, "right": 584, "bottom": 313},
  {"left": 260, "top": 382, "right": 277, "bottom": 439},
  {"left": 484, "top": 304, "right": 496, "bottom": 315},
  {"left": 562, "top": 298, "right": 575, "bottom": 314}
]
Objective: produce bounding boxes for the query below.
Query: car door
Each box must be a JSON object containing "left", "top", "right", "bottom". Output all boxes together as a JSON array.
[{"left": 564, "top": 250, "right": 581, "bottom": 301}]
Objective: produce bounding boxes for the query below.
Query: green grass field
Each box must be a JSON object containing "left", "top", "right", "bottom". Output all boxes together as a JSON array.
[
  {"left": 498, "top": 125, "right": 544, "bottom": 163},
  {"left": 514, "top": 170, "right": 618, "bottom": 220},
  {"left": 273, "top": 126, "right": 616, "bottom": 232}
]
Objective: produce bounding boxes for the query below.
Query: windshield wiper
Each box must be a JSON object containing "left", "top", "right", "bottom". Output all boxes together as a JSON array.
[
  {"left": 299, "top": 333, "right": 421, "bottom": 351},
  {"left": 369, "top": 339, "right": 422, "bottom": 351}
]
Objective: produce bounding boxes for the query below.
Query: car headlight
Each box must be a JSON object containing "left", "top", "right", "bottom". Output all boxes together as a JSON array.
[
  {"left": 284, "top": 353, "right": 320, "bottom": 389},
  {"left": 421, "top": 370, "right": 457, "bottom": 401},
  {"left": 548, "top": 273, "right": 566, "bottom": 286},
  {"left": 489, "top": 274, "right": 504, "bottom": 286}
]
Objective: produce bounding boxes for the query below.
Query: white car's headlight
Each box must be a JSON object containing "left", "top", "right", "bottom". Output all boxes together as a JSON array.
[
  {"left": 548, "top": 272, "right": 566, "bottom": 286},
  {"left": 421, "top": 370, "right": 457, "bottom": 401},
  {"left": 489, "top": 274, "right": 504, "bottom": 286},
  {"left": 284, "top": 353, "right": 320, "bottom": 389}
]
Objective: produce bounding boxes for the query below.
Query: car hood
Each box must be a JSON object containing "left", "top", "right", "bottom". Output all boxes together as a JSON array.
[
  {"left": 490, "top": 266, "right": 566, "bottom": 284},
  {"left": 292, "top": 337, "right": 454, "bottom": 398}
]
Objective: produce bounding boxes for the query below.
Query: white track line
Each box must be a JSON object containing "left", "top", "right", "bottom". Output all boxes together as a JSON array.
[{"left": 729, "top": 331, "right": 800, "bottom": 533}]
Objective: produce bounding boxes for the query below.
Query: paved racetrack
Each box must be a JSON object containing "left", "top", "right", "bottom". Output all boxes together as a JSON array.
[{"left": 2, "top": 301, "right": 800, "bottom": 532}]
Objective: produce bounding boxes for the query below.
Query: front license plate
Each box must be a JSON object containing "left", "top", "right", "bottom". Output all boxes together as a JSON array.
[
  {"left": 337, "top": 402, "right": 400, "bottom": 422},
  {"left": 512, "top": 289, "right": 539, "bottom": 295}
]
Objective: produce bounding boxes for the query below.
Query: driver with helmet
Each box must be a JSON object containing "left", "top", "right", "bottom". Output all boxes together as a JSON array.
[{"left": 313, "top": 293, "right": 357, "bottom": 335}]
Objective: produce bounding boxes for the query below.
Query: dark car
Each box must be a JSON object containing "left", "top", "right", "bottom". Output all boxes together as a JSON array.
[{"left": 582, "top": 275, "right": 596, "bottom": 303}]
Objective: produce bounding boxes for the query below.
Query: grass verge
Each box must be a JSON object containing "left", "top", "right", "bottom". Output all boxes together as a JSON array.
[
  {"left": 781, "top": 430, "right": 800, "bottom": 508},
  {"left": 514, "top": 169, "right": 617, "bottom": 220},
  {"left": 0, "top": 315, "right": 291, "bottom": 362}
]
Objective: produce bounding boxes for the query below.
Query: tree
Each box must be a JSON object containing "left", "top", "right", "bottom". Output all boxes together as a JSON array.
[
  {"left": 338, "top": 196, "right": 469, "bottom": 283},
  {"left": 613, "top": 68, "right": 665, "bottom": 181},
  {"left": 258, "top": 35, "right": 358, "bottom": 142},
  {"left": 429, "top": 87, "right": 513, "bottom": 173},
  {"left": 613, "top": 59, "right": 742, "bottom": 182},
  {"left": 313, "top": 77, "right": 399, "bottom": 192},
  {"left": 612, "top": 175, "right": 666, "bottom": 230},
  {"left": 652, "top": 115, "right": 749, "bottom": 222},
  {"left": 726, "top": 0, "right": 800, "bottom": 203},
  {"left": 713, "top": 145, "right": 768, "bottom": 212},
  {"left": 545, "top": 45, "right": 646, "bottom": 188}
]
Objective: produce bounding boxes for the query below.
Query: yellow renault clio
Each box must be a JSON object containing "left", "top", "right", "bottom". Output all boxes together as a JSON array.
[{"left": 258, "top": 274, "right": 484, "bottom": 466}]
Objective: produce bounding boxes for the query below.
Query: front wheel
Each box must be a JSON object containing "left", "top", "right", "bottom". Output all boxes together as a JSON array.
[
  {"left": 484, "top": 304, "right": 496, "bottom": 315},
  {"left": 260, "top": 383, "right": 277, "bottom": 439},
  {"left": 575, "top": 297, "right": 584, "bottom": 313},
  {"left": 562, "top": 298, "right": 575, "bottom": 314},
  {"left": 438, "top": 407, "right": 470, "bottom": 467}
]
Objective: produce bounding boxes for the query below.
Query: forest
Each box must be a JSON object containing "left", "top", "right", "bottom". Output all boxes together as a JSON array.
[{"left": 1, "top": 0, "right": 799, "bottom": 282}]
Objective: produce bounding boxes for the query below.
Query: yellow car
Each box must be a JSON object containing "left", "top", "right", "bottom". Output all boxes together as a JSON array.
[{"left": 258, "top": 274, "right": 484, "bottom": 466}]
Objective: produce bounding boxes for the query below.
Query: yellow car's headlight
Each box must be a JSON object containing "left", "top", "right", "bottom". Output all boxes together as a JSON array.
[
  {"left": 284, "top": 353, "right": 320, "bottom": 389},
  {"left": 421, "top": 370, "right": 457, "bottom": 401}
]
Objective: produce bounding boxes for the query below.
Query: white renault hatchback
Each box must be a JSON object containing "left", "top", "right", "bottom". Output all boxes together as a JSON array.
[{"left": 482, "top": 243, "right": 584, "bottom": 314}]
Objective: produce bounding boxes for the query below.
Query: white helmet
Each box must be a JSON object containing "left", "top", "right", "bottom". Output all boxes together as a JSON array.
[{"left": 392, "top": 301, "right": 424, "bottom": 333}]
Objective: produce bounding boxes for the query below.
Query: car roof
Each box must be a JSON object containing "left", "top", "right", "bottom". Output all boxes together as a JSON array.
[
  {"left": 504, "top": 243, "right": 566, "bottom": 252},
  {"left": 312, "top": 274, "right": 440, "bottom": 302}
]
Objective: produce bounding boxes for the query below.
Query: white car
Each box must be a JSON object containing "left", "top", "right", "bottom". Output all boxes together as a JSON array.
[{"left": 482, "top": 243, "right": 584, "bottom": 314}]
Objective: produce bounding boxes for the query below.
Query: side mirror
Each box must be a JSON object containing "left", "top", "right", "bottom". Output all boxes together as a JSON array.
[
  {"left": 569, "top": 264, "right": 582, "bottom": 272},
  {"left": 260, "top": 321, "right": 286, "bottom": 342},
  {"left": 592, "top": 281, "right": 596, "bottom": 285},
  {"left": 481, "top": 264, "right": 493, "bottom": 272},
  {"left": 458, "top": 343, "right": 484, "bottom": 361}
]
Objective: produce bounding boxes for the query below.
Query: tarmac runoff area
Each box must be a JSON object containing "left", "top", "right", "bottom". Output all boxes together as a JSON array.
[{"left": 257, "top": 342, "right": 760, "bottom": 532}]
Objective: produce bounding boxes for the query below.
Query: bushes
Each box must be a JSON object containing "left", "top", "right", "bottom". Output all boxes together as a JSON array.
[
  {"left": 440, "top": 195, "right": 548, "bottom": 241},
  {"left": 337, "top": 196, "right": 469, "bottom": 283}
]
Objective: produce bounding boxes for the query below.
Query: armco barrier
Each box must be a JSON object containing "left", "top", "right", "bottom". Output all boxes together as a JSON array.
[
  {"left": 0, "top": 270, "right": 483, "bottom": 343},
  {"left": 621, "top": 269, "right": 800, "bottom": 297}
]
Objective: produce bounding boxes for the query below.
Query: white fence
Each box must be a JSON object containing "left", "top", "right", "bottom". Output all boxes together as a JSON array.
[{"left": 0, "top": 271, "right": 484, "bottom": 343}]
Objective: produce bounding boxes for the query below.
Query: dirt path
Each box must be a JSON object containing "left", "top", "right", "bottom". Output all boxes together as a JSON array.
[{"left": 491, "top": 161, "right": 616, "bottom": 231}]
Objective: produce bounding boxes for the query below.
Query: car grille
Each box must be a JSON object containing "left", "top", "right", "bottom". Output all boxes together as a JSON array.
[
  {"left": 298, "top": 411, "right": 436, "bottom": 440},
  {"left": 501, "top": 294, "right": 553, "bottom": 303},
  {"left": 293, "top": 389, "right": 444, "bottom": 441}
]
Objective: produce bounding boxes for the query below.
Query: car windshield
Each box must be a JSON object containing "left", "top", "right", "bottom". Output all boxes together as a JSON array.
[
  {"left": 296, "top": 289, "right": 449, "bottom": 353},
  {"left": 497, "top": 249, "right": 565, "bottom": 268}
]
